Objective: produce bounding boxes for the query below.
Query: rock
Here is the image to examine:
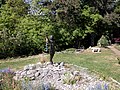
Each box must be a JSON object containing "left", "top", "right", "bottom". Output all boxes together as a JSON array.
[
  {"left": 36, "top": 62, "right": 42, "bottom": 65},
  {"left": 18, "top": 70, "right": 23, "bottom": 74},
  {"left": 15, "top": 70, "right": 20, "bottom": 74},
  {"left": 60, "top": 62, "right": 64, "bottom": 66},
  {"left": 27, "top": 70, "right": 36, "bottom": 75},
  {"left": 35, "top": 64, "right": 41, "bottom": 69},
  {"left": 42, "top": 68, "right": 49, "bottom": 74},
  {"left": 21, "top": 71, "right": 27, "bottom": 76},
  {"left": 13, "top": 62, "right": 113, "bottom": 90},
  {"left": 35, "top": 71, "right": 41, "bottom": 77},
  {"left": 29, "top": 64, "right": 36, "bottom": 70},
  {"left": 54, "top": 63, "right": 59, "bottom": 67},
  {"left": 36, "top": 67, "right": 43, "bottom": 71},
  {"left": 42, "top": 83, "right": 51, "bottom": 90},
  {"left": 46, "top": 64, "right": 54, "bottom": 69},
  {"left": 46, "top": 62, "right": 51, "bottom": 65},
  {"left": 27, "top": 74, "right": 34, "bottom": 78},
  {"left": 73, "top": 71, "right": 79, "bottom": 76},
  {"left": 19, "top": 75, "right": 23, "bottom": 79},
  {"left": 24, "top": 65, "right": 29, "bottom": 71},
  {"left": 15, "top": 72, "right": 21, "bottom": 76},
  {"left": 53, "top": 73, "right": 60, "bottom": 80},
  {"left": 31, "top": 76, "right": 35, "bottom": 80},
  {"left": 13, "top": 76, "right": 19, "bottom": 80}
]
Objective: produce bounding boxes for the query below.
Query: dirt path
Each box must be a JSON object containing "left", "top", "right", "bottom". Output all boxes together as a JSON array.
[{"left": 107, "top": 45, "right": 120, "bottom": 56}]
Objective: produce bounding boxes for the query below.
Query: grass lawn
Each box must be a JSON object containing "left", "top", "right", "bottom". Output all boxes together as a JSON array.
[
  {"left": 0, "top": 48, "right": 120, "bottom": 82},
  {"left": 114, "top": 44, "right": 120, "bottom": 51},
  {"left": 53, "top": 48, "right": 120, "bottom": 82},
  {"left": 0, "top": 56, "right": 40, "bottom": 70}
]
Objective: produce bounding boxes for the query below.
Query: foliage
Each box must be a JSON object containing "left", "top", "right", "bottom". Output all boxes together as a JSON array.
[
  {"left": 16, "top": 15, "right": 46, "bottom": 55},
  {"left": 83, "top": 0, "right": 117, "bottom": 16},
  {"left": 0, "top": 0, "right": 120, "bottom": 58},
  {"left": 0, "top": 69, "right": 21, "bottom": 90},
  {"left": 0, "top": 0, "right": 51, "bottom": 58},
  {"left": 97, "top": 35, "right": 109, "bottom": 47},
  {"left": 48, "top": 1, "right": 102, "bottom": 48},
  {"left": 63, "top": 72, "right": 77, "bottom": 85},
  {"left": 0, "top": 0, "right": 5, "bottom": 7},
  {"left": 0, "top": 0, "right": 30, "bottom": 58}
]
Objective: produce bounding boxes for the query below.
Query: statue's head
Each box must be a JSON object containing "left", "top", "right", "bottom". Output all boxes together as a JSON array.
[{"left": 50, "top": 35, "right": 54, "bottom": 40}]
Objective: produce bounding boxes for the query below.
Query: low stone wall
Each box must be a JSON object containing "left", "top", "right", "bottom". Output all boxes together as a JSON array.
[{"left": 13, "top": 62, "right": 109, "bottom": 90}]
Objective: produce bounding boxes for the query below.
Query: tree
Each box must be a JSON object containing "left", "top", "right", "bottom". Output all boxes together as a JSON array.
[
  {"left": 0, "top": 0, "right": 5, "bottom": 7},
  {"left": 47, "top": 0, "right": 102, "bottom": 48},
  {"left": 83, "top": 0, "right": 117, "bottom": 16},
  {"left": 83, "top": 0, "right": 120, "bottom": 43},
  {"left": 0, "top": 0, "right": 29, "bottom": 58}
]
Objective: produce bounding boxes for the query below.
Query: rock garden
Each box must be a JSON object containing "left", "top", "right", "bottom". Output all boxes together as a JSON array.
[{"left": 13, "top": 62, "right": 112, "bottom": 90}]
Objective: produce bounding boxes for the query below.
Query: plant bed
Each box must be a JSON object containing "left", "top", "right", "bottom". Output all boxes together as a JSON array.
[{"left": 13, "top": 62, "right": 120, "bottom": 90}]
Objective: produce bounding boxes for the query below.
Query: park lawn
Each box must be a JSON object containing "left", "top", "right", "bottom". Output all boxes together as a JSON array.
[
  {"left": 0, "top": 56, "right": 40, "bottom": 70},
  {"left": 0, "top": 48, "right": 120, "bottom": 82},
  {"left": 53, "top": 48, "right": 120, "bottom": 82}
]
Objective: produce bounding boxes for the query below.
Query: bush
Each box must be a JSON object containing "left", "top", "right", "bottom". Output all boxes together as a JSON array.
[{"left": 97, "top": 35, "right": 109, "bottom": 47}]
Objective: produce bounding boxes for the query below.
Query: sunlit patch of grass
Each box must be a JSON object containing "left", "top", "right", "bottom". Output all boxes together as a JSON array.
[
  {"left": 0, "top": 58, "right": 40, "bottom": 70},
  {"left": 114, "top": 44, "right": 120, "bottom": 51}
]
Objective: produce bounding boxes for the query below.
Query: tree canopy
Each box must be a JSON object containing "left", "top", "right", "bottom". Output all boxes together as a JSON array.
[{"left": 0, "top": 0, "right": 120, "bottom": 58}]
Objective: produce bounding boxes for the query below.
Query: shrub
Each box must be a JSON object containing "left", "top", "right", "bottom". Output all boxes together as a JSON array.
[{"left": 97, "top": 35, "right": 109, "bottom": 47}]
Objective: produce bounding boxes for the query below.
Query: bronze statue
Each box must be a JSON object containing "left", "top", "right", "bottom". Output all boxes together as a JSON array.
[{"left": 46, "top": 35, "right": 55, "bottom": 64}]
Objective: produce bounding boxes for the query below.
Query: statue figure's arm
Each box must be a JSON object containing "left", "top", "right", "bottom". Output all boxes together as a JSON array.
[{"left": 46, "top": 36, "right": 50, "bottom": 43}]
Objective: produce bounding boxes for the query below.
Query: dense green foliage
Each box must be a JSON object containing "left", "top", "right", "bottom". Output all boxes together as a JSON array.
[
  {"left": 97, "top": 35, "right": 109, "bottom": 47},
  {"left": 0, "top": 0, "right": 120, "bottom": 58}
]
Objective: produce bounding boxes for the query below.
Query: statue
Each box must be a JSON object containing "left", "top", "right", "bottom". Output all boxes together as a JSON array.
[{"left": 46, "top": 35, "right": 55, "bottom": 64}]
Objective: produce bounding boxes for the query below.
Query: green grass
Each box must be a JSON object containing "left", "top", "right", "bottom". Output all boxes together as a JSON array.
[
  {"left": 0, "top": 56, "right": 40, "bottom": 70},
  {"left": 0, "top": 48, "right": 120, "bottom": 82},
  {"left": 114, "top": 44, "right": 120, "bottom": 51},
  {"left": 53, "top": 48, "right": 120, "bottom": 82}
]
